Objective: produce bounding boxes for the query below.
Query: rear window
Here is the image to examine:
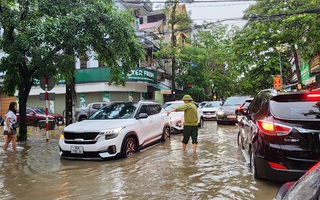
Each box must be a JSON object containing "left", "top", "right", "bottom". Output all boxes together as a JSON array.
[{"left": 270, "top": 93, "right": 320, "bottom": 119}]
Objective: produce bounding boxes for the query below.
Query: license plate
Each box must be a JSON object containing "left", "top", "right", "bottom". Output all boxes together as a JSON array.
[
  {"left": 58, "top": 121, "right": 63, "bottom": 125},
  {"left": 71, "top": 146, "right": 83, "bottom": 154},
  {"left": 227, "top": 115, "right": 237, "bottom": 119}
]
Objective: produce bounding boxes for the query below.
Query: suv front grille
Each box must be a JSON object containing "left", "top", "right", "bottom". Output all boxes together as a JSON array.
[{"left": 63, "top": 131, "right": 100, "bottom": 144}]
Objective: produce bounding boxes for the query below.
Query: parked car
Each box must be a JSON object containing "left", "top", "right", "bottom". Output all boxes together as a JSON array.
[
  {"left": 201, "top": 101, "right": 222, "bottom": 120},
  {"left": 32, "top": 107, "right": 65, "bottom": 125},
  {"left": 17, "top": 108, "right": 56, "bottom": 127},
  {"left": 59, "top": 101, "right": 170, "bottom": 160},
  {"left": 163, "top": 100, "right": 204, "bottom": 133},
  {"left": 275, "top": 161, "right": 320, "bottom": 200},
  {"left": 236, "top": 89, "right": 320, "bottom": 182},
  {"left": 216, "top": 95, "right": 251, "bottom": 125},
  {"left": 199, "top": 101, "right": 210, "bottom": 108},
  {"left": 75, "top": 102, "right": 110, "bottom": 121}
]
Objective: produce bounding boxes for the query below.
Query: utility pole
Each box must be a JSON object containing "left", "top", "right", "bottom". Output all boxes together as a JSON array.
[
  {"left": 293, "top": 46, "right": 302, "bottom": 89},
  {"left": 171, "top": 2, "right": 177, "bottom": 101}
]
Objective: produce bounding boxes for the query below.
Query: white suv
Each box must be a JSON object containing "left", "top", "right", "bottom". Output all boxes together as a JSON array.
[
  {"left": 163, "top": 101, "right": 204, "bottom": 133},
  {"left": 59, "top": 101, "right": 170, "bottom": 160}
]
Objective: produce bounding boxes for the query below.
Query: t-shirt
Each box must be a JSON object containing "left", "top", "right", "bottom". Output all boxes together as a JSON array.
[
  {"left": 176, "top": 102, "right": 198, "bottom": 126},
  {"left": 4, "top": 110, "right": 17, "bottom": 131}
]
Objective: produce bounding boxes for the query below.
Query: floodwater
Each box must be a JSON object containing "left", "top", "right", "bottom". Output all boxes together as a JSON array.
[{"left": 0, "top": 121, "right": 282, "bottom": 200}]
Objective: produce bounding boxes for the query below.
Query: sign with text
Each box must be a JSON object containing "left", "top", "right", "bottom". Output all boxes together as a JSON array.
[{"left": 273, "top": 75, "right": 282, "bottom": 90}]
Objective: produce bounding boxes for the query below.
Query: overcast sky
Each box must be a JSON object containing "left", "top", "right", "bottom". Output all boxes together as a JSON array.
[{"left": 152, "top": 0, "right": 256, "bottom": 27}]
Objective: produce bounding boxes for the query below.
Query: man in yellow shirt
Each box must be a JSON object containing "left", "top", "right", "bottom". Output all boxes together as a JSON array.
[{"left": 167, "top": 95, "right": 198, "bottom": 152}]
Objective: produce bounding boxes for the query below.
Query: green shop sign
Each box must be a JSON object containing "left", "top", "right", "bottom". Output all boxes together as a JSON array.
[
  {"left": 300, "top": 64, "right": 310, "bottom": 85},
  {"left": 75, "top": 67, "right": 157, "bottom": 84},
  {"left": 126, "top": 68, "right": 157, "bottom": 83}
]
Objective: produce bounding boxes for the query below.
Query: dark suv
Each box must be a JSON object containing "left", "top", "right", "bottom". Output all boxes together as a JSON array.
[
  {"left": 216, "top": 95, "right": 250, "bottom": 125},
  {"left": 237, "top": 89, "right": 320, "bottom": 182}
]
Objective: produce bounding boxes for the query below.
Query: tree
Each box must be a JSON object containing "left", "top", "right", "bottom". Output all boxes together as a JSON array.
[
  {"left": 0, "top": 0, "right": 144, "bottom": 140},
  {"left": 233, "top": 0, "right": 320, "bottom": 92},
  {"left": 155, "top": 1, "right": 193, "bottom": 100},
  {"left": 196, "top": 23, "right": 241, "bottom": 100}
]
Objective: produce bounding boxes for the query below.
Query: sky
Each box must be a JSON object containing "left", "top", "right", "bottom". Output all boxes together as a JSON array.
[{"left": 152, "top": 0, "right": 256, "bottom": 27}]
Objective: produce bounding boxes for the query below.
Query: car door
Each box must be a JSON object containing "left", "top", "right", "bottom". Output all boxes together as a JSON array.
[
  {"left": 147, "top": 104, "right": 165, "bottom": 141},
  {"left": 243, "top": 96, "right": 264, "bottom": 153},
  {"left": 136, "top": 104, "right": 154, "bottom": 146},
  {"left": 137, "top": 104, "right": 164, "bottom": 146}
]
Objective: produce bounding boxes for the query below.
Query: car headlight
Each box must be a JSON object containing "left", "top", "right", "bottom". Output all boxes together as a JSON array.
[
  {"left": 216, "top": 109, "right": 224, "bottom": 116},
  {"left": 170, "top": 117, "right": 183, "bottom": 127},
  {"left": 99, "top": 127, "right": 122, "bottom": 139}
]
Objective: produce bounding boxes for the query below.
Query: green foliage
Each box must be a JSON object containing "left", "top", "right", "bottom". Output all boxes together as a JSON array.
[
  {"left": 234, "top": 0, "right": 320, "bottom": 93},
  {"left": 196, "top": 23, "right": 242, "bottom": 100},
  {"left": 0, "top": 0, "right": 144, "bottom": 140}
]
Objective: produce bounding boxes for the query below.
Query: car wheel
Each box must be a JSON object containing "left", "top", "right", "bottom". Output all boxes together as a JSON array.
[
  {"left": 162, "top": 126, "right": 170, "bottom": 141},
  {"left": 237, "top": 132, "right": 244, "bottom": 149},
  {"left": 217, "top": 120, "right": 222, "bottom": 125},
  {"left": 121, "top": 137, "right": 137, "bottom": 158},
  {"left": 198, "top": 117, "right": 204, "bottom": 127},
  {"left": 79, "top": 116, "right": 87, "bottom": 121},
  {"left": 249, "top": 148, "right": 262, "bottom": 180}
]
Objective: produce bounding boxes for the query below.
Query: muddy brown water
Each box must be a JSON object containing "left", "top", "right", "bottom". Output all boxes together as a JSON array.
[{"left": 0, "top": 122, "right": 282, "bottom": 200}]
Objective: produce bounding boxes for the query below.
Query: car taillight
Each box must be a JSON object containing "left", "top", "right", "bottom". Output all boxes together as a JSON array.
[
  {"left": 257, "top": 120, "right": 292, "bottom": 136},
  {"left": 268, "top": 161, "right": 287, "bottom": 170},
  {"left": 306, "top": 93, "right": 320, "bottom": 100}
]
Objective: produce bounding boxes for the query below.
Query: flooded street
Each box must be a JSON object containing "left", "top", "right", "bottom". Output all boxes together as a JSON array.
[{"left": 0, "top": 121, "right": 282, "bottom": 200}]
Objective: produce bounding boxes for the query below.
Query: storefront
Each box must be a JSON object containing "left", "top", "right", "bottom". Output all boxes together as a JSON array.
[{"left": 25, "top": 67, "right": 169, "bottom": 115}]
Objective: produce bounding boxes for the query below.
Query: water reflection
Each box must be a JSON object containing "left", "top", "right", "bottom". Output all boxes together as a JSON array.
[{"left": 0, "top": 122, "right": 281, "bottom": 200}]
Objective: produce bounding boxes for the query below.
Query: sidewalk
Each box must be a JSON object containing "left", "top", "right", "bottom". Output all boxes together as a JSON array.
[{"left": 0, "top": 124, "right": 64, "bottom": 140}]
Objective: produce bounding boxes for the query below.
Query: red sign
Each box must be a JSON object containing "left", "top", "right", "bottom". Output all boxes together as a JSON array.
[{"left": 273, "top": 76, "right": 282, "bottom": 90}]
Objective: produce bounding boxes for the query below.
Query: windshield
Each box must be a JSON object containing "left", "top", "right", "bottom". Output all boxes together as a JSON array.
[
  {"left": 223, "top": 97, "right": 249, "bottom": 106},
  {"left": 204, "top": 101, "right": 221, "bottom": 108},
  {"left": 163, "top": 102, "right": 184, "bottom": 111},
  {"left": 89, "top": 102, "right": 138, "bottom": 119}
]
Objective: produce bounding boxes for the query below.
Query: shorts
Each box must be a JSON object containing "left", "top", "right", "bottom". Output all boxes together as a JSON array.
[
  {"left": 3, "top": 129, "right": 17, "bottom": 136},
  {"left": 182, "top": 125, "right": 198, "bottom": 144}
]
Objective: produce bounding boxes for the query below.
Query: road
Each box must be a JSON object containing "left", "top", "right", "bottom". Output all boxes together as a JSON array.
[{"left": 0, "top": 121, "right": 282, "bottom": 200}]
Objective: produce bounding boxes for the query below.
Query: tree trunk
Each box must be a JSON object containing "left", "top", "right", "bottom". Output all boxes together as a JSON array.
[
  {"left": 65, "top": 76, "right": 76, "bottom": 126},
  {"left": 17, "top": 79, "right": 33, "bottom": 141}
]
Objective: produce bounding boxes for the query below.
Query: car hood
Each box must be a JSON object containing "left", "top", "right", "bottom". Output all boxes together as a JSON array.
[
  {"left": 168, "top": 111, "right": 184, "bottom": 118},
  {"left": 64, "top": 119, "right": 135, "bottom": 132},
  {"left": 201, "top": 107, "right": 219, "bottom": 112},
  {"left": 50, "top": 113, "right": 63, "bottom": 118}
]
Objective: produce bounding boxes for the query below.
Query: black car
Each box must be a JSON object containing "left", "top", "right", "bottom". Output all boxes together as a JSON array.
[
  {"left": 216, "top": 95, "right": 250, "bottom": 125},
  {"left": 275, "top": 161, "right": 320, "bottom": 200},
  {"left": 236, "top": 89, "right": 320, "bottom": 182}
]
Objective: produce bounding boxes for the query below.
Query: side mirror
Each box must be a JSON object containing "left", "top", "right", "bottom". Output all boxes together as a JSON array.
[
  {"left": 136, "top": 113, "right": 148, "bottom": 119},
  {"left": 235, "top": 109, "right": 244, "bottom": 115}
]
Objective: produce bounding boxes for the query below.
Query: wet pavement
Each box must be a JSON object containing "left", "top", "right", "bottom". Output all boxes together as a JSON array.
[{"left": 0, "top": 122, "right": 282, "bottom": 200}]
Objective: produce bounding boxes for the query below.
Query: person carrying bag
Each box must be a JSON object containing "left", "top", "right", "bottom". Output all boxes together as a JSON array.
[{"left": 3, "top": 102, "right": 18, "bottom": 152}]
